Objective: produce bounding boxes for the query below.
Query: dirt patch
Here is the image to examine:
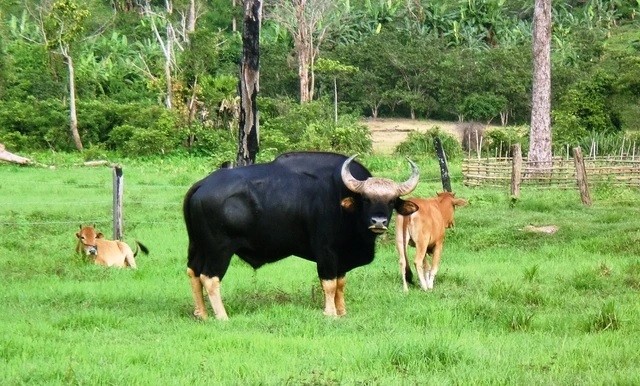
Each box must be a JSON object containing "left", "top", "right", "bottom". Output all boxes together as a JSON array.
[{"left": 363, "top": 118, "right": 464, "bottom": 155}]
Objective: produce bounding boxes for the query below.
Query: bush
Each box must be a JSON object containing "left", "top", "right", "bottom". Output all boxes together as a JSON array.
[
  {"left": 459, "top": 93, "right": 507, "bottom": 123},
  {"left": 484, "top": 126, "right": 529, "bottom": 157},
  {"left": 107, "top": 110, "right": 183, "bottom": 156},
  {"left": 187, "top": 124, "right": 236, "bottom": 158},
  {"left": 260, "top": 97, "right": 371, "bottom": 155},
  {"left": 394, "top": 127, "right": 462, "bottom": 161},
  {"left": 0, "top": 131, "right": 30, "bottom": 152},
  {"left": 0, "top": 98, "right": 68, "bottom": 150},
  {"left": 299, "top": 115, "right": 372, "bottom": 154}
]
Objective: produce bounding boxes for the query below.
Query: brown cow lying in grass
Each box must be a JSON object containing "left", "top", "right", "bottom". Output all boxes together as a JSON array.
[
  {"left": 395, "top": 192, "right": 467, "bottom": 292},
  {"left": 75, "top": 225, "right": 148, "bottom": 268}
]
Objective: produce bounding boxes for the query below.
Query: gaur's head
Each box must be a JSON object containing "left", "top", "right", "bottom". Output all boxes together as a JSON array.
[{"left": 340, "top": 155, "right": 420, "bottom": 234}]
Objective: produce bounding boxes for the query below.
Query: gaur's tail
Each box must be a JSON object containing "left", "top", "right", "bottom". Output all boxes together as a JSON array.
[{"left": 134, "top": 241, "right": 149, "bottom": 257}]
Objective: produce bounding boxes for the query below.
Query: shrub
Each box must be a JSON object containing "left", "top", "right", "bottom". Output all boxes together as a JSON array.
[
  {"left": 0, "top": 131, "right": 30, "bottom": 151},
  {"left": 108, "top": 110, "right": 183, "bottom": 156},
  {"left": 484, "top": 126, "right": 529, "bottom": 157},
  {"left": 187, "top": 124, "right": 236, "bottom": 158},
  {"left": 299, "top": 115, "right": 372, "bottom": 154},
  {"left": 459, "top": 93, "right": 507, "bottom": 123},
  {"left": 394, "top": 126, "right": 462, "bottom": 161},
  {"left": 0, "top": 98, "right": 68, "bottom": 150}
]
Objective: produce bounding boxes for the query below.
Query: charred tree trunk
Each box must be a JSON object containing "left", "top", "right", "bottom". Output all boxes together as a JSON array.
[
  {"left": 434, "top": 137, "right": 451, "bottom": 192},
  {"left": 236, "top": 0, "right": 261, "bottom": 166}
]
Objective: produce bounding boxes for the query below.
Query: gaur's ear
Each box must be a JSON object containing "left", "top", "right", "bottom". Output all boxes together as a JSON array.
[
  {"left": 340, "top": 197, "right": 356, "bottom": 213},
  {"left": 75, "top": 232, "right": 81, "bottom": 238},
  {"left": 96, "top": 232, "right": 105, "bottom": 239},
  {"left": 395, "top": 199, "right": 419, "bottom": 216}
]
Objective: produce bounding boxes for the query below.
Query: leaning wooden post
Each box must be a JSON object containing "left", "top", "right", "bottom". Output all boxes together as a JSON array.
[
  {"left": 113, "top": 165, "right": 124, "bottom": 240},
  {"left": 511, "top": 143, "right": 522, "bottom": 199},
  {"left": 434, "top": 137, "right": 452, "bottom": 192},
  {"left": 573, "top": 147, "right": 592, "bottom": 206}
]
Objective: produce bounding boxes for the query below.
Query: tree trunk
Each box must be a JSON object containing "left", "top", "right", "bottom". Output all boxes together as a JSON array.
[
  {"left": 187, "top": 0, "right": 196, "bottom": 34},
  {"left": 0, "top": 143, "right": 31, "bottom": 164},
  {"left": 236, "top": 0, "right": 261, "bottom": 166},
  {"left": 333, "top": 77, "right": 338, "bottom": 124},
  {"left": 164, "top": 24, "right": 174, "bottom": 109},
  {"left": 529, "top": 0, "right": 552, "bottom": 170},
  {"left": 298, "top": 41, "right": 311, "bottom": 103},
  {"left": 232, "top": 0, "right": 237, "bottom": 32},
  {"left": 64, "top": 49, "right": 83, "bottom": 151}
]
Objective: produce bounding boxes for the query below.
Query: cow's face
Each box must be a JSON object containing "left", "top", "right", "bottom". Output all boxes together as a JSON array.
[
  {"left": 76, "top": 225, "right": 103, "bottom": 256},
  {"left": 341, "top": 156, "right": 420, "bottom": 233}
]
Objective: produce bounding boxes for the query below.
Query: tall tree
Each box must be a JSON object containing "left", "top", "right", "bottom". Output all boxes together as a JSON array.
[
  {"left": 42, "top": 0, "right": 89, "bottom": 151},
  {"left": 529, "top": 0, "right": 552, "bottom": 169},
  {"left": 236, "top": 0, "right": 261, "bottom": 166},
  {"left": 267, "top": 0, "right": 338, "bottom": 103}
]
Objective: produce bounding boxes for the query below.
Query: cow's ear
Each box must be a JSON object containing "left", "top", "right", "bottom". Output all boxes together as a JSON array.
[
  {"left": 75, "top": 232, "right": 81, "bottom": 238},
  {"left": 340, "top": 197, "right": 356, "bottom": 213},
  {"left": 396, "top": 199, "right": 419, "bottom": 215},
  {"left": 453, "top": 198, "right": 468, "bottom": 207},
  {"left": 96, "top": 232, "right": 105, "bottom": 239}
]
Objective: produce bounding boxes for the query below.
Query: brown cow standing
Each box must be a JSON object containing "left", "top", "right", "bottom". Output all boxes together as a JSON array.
[
  {"left": 395, "top": 192, "right": 467, "bottom": 292},
  {"left": 75, "top": 225, "right": 148, "bottom": 268}
]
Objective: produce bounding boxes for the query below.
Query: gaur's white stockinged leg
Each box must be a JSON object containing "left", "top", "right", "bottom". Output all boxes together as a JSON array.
[
  {"left": 201, "top": 274, "right": 228, "bottom": 320},
  {"left": 335, "top": 277, "right": 347, "bottom": 316},
  {"left": 187, "top": 268, "right": 208, "bottom": 319},
  {"left": 321, "top": 279, "right": 338, "bottom": 316}
]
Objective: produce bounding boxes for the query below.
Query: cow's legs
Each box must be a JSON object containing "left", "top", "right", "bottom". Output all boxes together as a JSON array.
[
  {"left": 414, "top": 243, "right": 430, "bottom": 290},
  {"left": 335, "top": 276, "right": 346, "bottom": 316},
  {"left": 398, "top": 248, "right": 410, "bottom": 292},
  {"left": 321, "top": 279, "right": 338, "bottom": 316},
  {"left": 124, "top": 253, "right": 137, "bottom": 269},
  {"left": 201, "top": 274, "right": 228, "bottom": 320},
  {"left": 187, "top": 268, "right": 208, "bottom": 319},
  {"left": 426, "top": 243, "right": 443, "bottom": 290},
  {"left": 395, "top": 216, "right": 412, "bottom": 293}
]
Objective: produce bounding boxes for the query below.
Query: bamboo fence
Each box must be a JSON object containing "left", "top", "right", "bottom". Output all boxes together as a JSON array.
[{"left": 463, "top": 155, "right": 640, "bottom": 189}]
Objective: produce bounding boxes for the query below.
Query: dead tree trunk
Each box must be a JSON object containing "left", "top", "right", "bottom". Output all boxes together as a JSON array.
[
  {"left": 0, "top": 143, "right": 31, "bottom": 165},
  {"left": 236, "top": 0, "right": 261, "bottom": 166}
]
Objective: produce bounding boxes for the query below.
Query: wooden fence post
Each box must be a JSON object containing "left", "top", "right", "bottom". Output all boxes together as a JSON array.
[
  {"left": 573, "top": 147, "right": 592, "bottom": 206},
  {"left": 511, "top": 144, "right": 522, "bottom": 198},
  {"left": 434, "top": 137, "right": 452, "bottom": 192},
  {"left": 113, "top": 165, "right": 124, "bottom": 240}
]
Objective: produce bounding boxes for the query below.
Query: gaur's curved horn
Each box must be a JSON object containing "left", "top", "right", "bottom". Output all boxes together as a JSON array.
[
  {"left": 341, "top": 154, "right": 365, "bottom": 193},
  {"left": 396, "top": 159, "right": 420, "bottom": 196}
]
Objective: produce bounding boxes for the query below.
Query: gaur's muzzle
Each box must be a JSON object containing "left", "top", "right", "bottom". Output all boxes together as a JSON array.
[{"left": 368, "top": 216, "right": 389, "bottom": 233}]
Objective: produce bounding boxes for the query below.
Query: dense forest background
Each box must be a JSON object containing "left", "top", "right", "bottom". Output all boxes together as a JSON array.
[{"left": 0, "top": 0, "right": 638, "bottom": 161}]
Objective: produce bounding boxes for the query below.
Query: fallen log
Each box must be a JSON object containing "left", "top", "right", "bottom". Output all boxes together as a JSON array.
[{"left": 0, "top": 143, "right": 31, "bottom": 165}]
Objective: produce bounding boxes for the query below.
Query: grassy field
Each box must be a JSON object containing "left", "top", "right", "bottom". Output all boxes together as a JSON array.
[{"left": 1, "top": 153, "right": 639, "bottom": 385}]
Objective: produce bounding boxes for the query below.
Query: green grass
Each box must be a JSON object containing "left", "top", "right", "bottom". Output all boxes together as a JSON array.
[{"left": 1, "top": 154, "right": 640, "bottom": 385}]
